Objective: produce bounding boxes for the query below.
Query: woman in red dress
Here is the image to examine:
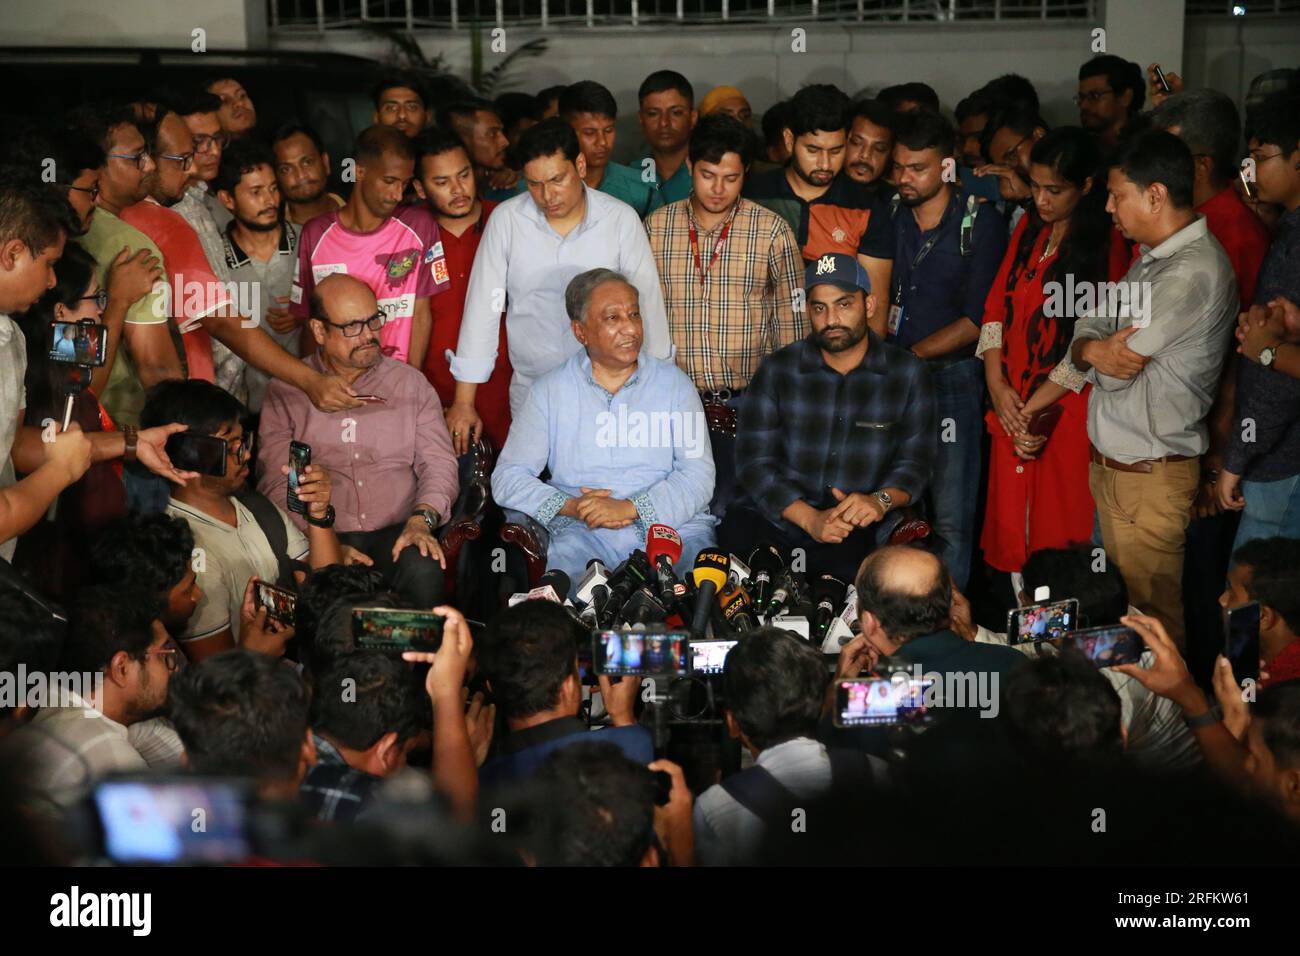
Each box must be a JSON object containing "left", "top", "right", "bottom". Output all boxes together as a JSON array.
[{"left": 978, "top": 127, "right": 1129, "bottom": 574}]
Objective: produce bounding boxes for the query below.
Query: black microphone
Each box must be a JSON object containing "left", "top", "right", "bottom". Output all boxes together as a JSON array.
[
  {"left": 689, "top": 550, "right": 730, "bottom": 637},
  {"left": 718, "top": 581, "right": 756, "bottom": 632},
  {"left": 536, "top": 568, "right": 571, "bottom": 603},
  {"left": 621, "top": 587, "right": 669, "bottom": 627},
  {"left": 580, "top": 583, "right": 611, "bottom": 628},
  {"left": 747, "top": 544, "right": 784, "bottom": 615},
  {"left": 767, "top": 568, "right": 804, "bottom": 619},
  {"left": 812, "top": 574, "right": 848, "bottom": 644},
  {"left": 598, "top": 553, "right": 653, "bottom": 628}
]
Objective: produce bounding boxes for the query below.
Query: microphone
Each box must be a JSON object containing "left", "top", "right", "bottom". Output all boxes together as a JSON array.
[
  {"left": 508, "top": 568, "right": 572, "bottom": 606},
  {"left": 766, "top": 568, "right": 806, "bottom": 619},
  {"left": 580, "top": 583, "right": 611, "bottom": 628},
  {"left": 689, "top": 550, "right": 730, "bottom": 637},
  {"left": 575, "top": 559, "right": 611, "bottom": 606},
  {"left": 747, "top": 544, "right": 784, "bottom": 615},
  {"left": 598, "top": 553, "right": 654, "bottom": 628},
  {"left": 621, "top": 587, "right": 669, "bottom": 627},
  {"left": 645, "top": 524, "right": 684, "bottom": 606},
  {"left": 812, "top": 574, "right": 848, "bottom": 645},
  {"left": 717, "top": 581, "right": 756, "bottom": 632}
]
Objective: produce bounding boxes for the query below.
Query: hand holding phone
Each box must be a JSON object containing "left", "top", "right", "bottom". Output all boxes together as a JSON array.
[
  {"left": 1225, "top": 601, "right": 1261, "bottom": 685},
  {"left": 1065, "top": 624, "right": 1144, "bottom": 668},
  {"left": 166, "top": 431, "right": 229, "bottom": 478},
  {"left": 286, "top": 441, "right": 311, "bottom": 514},
  {"left": 353, "top": 607, "right": 445, "bottom": 653}
]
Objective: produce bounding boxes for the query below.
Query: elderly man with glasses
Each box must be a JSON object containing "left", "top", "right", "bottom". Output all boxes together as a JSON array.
[{"left": 258, "top": 273, "right": 459, "bottom": 608}]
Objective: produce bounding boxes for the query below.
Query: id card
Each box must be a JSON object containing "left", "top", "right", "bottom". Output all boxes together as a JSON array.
[{"left": 887, "top": 304, "right": 904, "bottom": 337}]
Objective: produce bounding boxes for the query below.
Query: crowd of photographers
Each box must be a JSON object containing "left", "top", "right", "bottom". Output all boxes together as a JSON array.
[{"left": 1, "top": 54, "right": 1300, "bottom": 865}]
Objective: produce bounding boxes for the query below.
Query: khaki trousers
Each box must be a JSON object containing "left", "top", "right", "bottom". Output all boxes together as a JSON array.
[{"left": 1088, "top": 457, "right": 1199, "bottom": 648}]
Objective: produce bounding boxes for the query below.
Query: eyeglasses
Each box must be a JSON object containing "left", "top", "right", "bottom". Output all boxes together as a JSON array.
[
  {"left": 146, "top": 647, "right": 180, "bottom": 673},
  {"left": 57, "top": 181, "right": 100, "bottom": 201},
  {"left": 109, "top": 151, "right": 150, "bottom": 170},
  {"left": 191, "top": 132, "right": 229, "bottom": 153},
  {"left": 226, "top": 433, "right": 254, "bottom": 462},
  {"left": 82, "top": 290, "right": 109, "bottom": 310},
  {"left": 999, "top": 135, "right": 1032, "bottom": 165},
  {"left": 1250, "top": 151, "right": 1284, "bottom": 165},
  {"left": 324, "top": 310, "right": 386, "bottom": 338},
  {"left": 1073, "top": 89, "right": 1115, "bottom": 105},
  {"left": 158, "top": 151, "right": 195, "bottom": 172}
]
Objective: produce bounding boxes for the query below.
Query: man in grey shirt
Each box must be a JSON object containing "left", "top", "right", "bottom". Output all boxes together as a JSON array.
[{"left": 1050, "top": 130, "right": 1237, "bottom": 647}]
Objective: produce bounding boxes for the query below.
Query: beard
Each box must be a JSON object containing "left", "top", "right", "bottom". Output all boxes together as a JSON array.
[
  {"left": 898, "top": 181, "right": 942, "bottom": 208},
  {"left": 791, "top": 158, "right": 835, "bottom": 187},
  {"left": 288, "top": 181, "right": 328, "bottom": 205},
  {"left": 814, "top": 321, "right": 867, "bottom": 353},
  {"left": 237, "top": 210, "right": 281, "bottom": 232}
]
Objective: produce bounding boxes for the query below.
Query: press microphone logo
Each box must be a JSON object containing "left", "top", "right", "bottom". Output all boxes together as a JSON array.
[{"left": 50, "top": 886, "right": 152, "bottom": 936}]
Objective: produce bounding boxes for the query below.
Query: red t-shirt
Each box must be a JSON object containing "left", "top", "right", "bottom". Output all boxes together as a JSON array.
[
  {"left": 421, "top": 199, "right": 513, "bottom": 452},
  {"left": 120, "top": 199, "right": 230, "bottom": 383}
]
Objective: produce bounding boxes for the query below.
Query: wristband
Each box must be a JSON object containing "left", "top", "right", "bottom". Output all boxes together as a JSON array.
[
  {"left": 1183, "top": 709, "right": 1218, "bottom": 730},
  {"left": 122, "top": 425, "right": 139, "bottom": 463},
  {"left": 305, "top": 504, "right": 336, "bottom": 529}
]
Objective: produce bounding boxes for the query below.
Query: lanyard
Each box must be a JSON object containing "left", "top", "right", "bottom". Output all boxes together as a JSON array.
[
  {"left": 689, "top": 219, "right": 731, "bottom": 286},
  {"left": 893, "top": 195, "right": 959, "bottom": 306}
]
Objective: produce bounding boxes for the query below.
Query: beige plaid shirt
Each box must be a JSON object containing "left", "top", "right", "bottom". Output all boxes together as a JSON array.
[{"left": 646, "top": 197, "right": 803, "bottom": 392}]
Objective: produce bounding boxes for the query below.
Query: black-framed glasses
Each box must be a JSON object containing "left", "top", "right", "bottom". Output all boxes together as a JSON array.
[
  {"left": 227, "top": 432, "right": 254, "bottom": 462},
  {"left": 191, "top": 132, "right": 229, "bottom": 153},
  {"left": 325, "top": 310, "right": 386, "bottom": 338},
  {"left": 109, "top": 151, "right": 150, "bottom": 170},
  {"left": 57, "top": 181, "right": 100, "bottom": 201},
  {"left": 158, "top": 151, "right": 195, "bottom": 171},
  {"left": 82, "top": 290, "right": 109, "bottom": 310},
  {"left": 1250, "top": 151, "right": 1283, "bottom": 165},
  {"left": 999, "top": 136, "right": 1032, "bottom": 164},
  {"left": 1073, "top": 89, "right": 1115, "bottom": 105},
  {"left": 146, "top": 647, "right": 181, "bottom": 673}
]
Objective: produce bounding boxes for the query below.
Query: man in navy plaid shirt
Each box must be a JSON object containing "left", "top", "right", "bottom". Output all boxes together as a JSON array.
[{"left": 720, "top": 253, "right": 937, "bottom": 582}]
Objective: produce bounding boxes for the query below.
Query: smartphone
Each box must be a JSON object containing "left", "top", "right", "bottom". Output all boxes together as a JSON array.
[
  {"left": 164, "top": 431, "right": 228, "bottom": 478},
  {"left": 593, "top": 629, "right": 689, "bottom": 677},
  {"left": 1026, "top": 404, "right": 1063, "bottom": 439},
  {"left": 93, "top": 777, "right": 253, "bottom": 864},
  {"left": 1153, "top": 64, "right": 1172, "bottom": 94},
  {"left": 286, "top": 441, "right": 311, "bottom": 515},
  {"left": 48, "top": 320, "right": 107, "bottom": 367},
  {"left": 351, "top": 607, "right": 444, "bottom": 652},
  {"left": 833, "top": 676, "right": 934, "bottom": 728},
  {"left": 689, "top": 638, "right": 738, "bottom": 676},
  {"left": 1066, "top": 624, "right": 1145, "bottom": 668},
  {"left": 253, "top": 579, "right": 297, "bottom": 626},
  {"left": 1225, "top": 601, "right": 1261, "bottom": 685},
  {"left": 353, "top": 394, "right": 387, "bottom": 404},
  {"left": 1007, "top": 598, "right": 1080, "bottom": 646},
  {"left": 1239, "top": 166, "right": 1257, "bottom": 201}
]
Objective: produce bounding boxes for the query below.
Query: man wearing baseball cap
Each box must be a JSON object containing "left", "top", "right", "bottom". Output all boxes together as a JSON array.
[{"left": 720, "top": 252, "right": 937, "bottom": 582}]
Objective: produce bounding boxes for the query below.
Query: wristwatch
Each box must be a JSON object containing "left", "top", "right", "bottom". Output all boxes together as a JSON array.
[
  {"left": 305, "top": 504, "right": 336, "bottom": 529},
  {"left": 872, "top": 490, "right": 893, "bottom": 514},
  {"left": 1260, "top": 346, "right": 1277, "bottom": 368},
  {"left": 1183, "top": 709, "right": 1218, "bottom": 730},
  {"left": 122, "top": 425, "right": 139, "bottom": 463},
  {"left": 414, "top": 507, "right": 441, "bottom": 535}
]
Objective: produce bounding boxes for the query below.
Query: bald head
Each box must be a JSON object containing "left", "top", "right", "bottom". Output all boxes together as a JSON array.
[
  {"left": 309, "top": 274, "right": 384, "bottom": 371},
  {"left": 855, "top": 546, "right": 952, "bottom": 644}
]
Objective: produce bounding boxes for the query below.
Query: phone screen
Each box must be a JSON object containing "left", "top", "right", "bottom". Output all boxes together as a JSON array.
[
  {"left": 1226, "top": 602, "right": 1261, "bottom": 685},
  {"left": 165, "top": 432, "right": 228, "bottom": 478},
  {"left": 351, "top": 608, "right": 444, "bottom": 652},
  {"left": 1007, "top": 598, "right": 1080, "bottom": 645},
  {"left": 834, "top": 676, "right": 934, "bottom": 728},
  {"left": 689, "top": 639, "right": 738, "bottom": 676},
  {"left": 48, "top": 321, "right": 107, "bottom": 367},
  {"left": 594, "top": 630, "right": 689, "bottom": 676},
  {"left": 1067, "top": 625, "right": 1144, "bottom": 668},
  {"left": 286, "top": 441, "right": 311, "bottom": 514},
  {"left": 254, "top": 580, "right": 297, "bottom": 626},
  {"left": 94, "top": 779, "right": 251, "bottom": 864}
]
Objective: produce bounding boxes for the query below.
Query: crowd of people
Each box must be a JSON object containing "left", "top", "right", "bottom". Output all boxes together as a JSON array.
[{"left": 1, "top": 53, "right": 1300, "bottom": 866}]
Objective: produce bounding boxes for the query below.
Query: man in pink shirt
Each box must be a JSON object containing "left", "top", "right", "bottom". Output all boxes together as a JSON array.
[{"left": 291, "top": 126, "right": 450, "bottom": 368}]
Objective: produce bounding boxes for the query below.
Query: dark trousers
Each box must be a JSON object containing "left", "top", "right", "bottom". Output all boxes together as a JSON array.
[
  {"left": 339, "top": 520, "right": 445, "bottom": 608},
  {"left": 702, "top": 390, "right": 744, "bottom": 520},
  {"left": 718, "top": 504, "right": 889, "bottom": 585}
]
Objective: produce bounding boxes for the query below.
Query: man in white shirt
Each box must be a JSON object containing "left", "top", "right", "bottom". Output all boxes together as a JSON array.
[
  {"left": 6, "top": 586, "right": 176, "bottom": 818},
  {"left": 445, "top": 118, "right": 672, "bottom": 453}
]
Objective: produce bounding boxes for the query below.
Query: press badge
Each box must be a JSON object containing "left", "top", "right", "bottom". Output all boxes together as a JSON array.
[{"left": 887, "top": 304, "right": 904, "bottom": 337}]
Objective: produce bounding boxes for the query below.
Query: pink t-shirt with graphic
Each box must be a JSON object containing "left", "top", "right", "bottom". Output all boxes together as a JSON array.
[{"left": 291, "top": 205, "right": 450, "bottom": 362}]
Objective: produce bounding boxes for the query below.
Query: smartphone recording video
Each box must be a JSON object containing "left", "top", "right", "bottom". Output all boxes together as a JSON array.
[
  {"left": 1007, "top": 598, "right": 1080, "bottom": 646},
  {"left": 48, "top": 320, "right": 107, "bottom": 367},
  {"left": 1065, "top": 624, "right": 1144, "bottom": 668},
  {"left": 1225, "top": 601, "right": 1261, "bottom": 685},
  {"left": 164, "top": 432, "right": 228, "bottom": 478},
  {"left": 689, "top": 639, "right": 738, "bottom": 676},
  {"left": 286, "top": 441, "right": 311, "bottom": 514},
  {"left": 93, "top": 777, "right": 252, "bottom": 865},
  {"left": 594, "top": 629, "right": 689, "bottom": 677},
  {"left": 833, "top": 676, "right": 934, "bottom": 729},
  {"left": 351, "top": 607, "right": 444, "bottom": 653},
  {"left": 254, "top": 580, "right": 297, "bottom": 626}
]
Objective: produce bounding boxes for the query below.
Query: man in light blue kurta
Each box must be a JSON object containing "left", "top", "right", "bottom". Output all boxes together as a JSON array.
[{"left": 492, "top": 269, "right": 716, "bottom": 592}]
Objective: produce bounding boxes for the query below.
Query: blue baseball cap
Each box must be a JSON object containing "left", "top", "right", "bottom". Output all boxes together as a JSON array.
[{"left": 803, "top": 253, "right": 872, "bottom": 295}]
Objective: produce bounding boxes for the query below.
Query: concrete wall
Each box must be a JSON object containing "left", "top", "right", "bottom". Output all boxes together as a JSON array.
[{"left": 5, "top": 0, "right": 263, "bottom": 49}]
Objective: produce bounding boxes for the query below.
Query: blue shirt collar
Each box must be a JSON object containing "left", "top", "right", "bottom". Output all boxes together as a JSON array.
[{"left": 577, "top": 348, "right": 645, "bottom": 397}]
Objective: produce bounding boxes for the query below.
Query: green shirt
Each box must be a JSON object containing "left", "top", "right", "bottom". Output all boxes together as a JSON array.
[
  {"left": 76, "top": 209, "right": 169, "bottom": 426},
  {"left": 595, "top": 161, "right": 661, "bottom": 219},
  {"left": 639, "top": 153, "right": 692, "bottom": 207}
]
